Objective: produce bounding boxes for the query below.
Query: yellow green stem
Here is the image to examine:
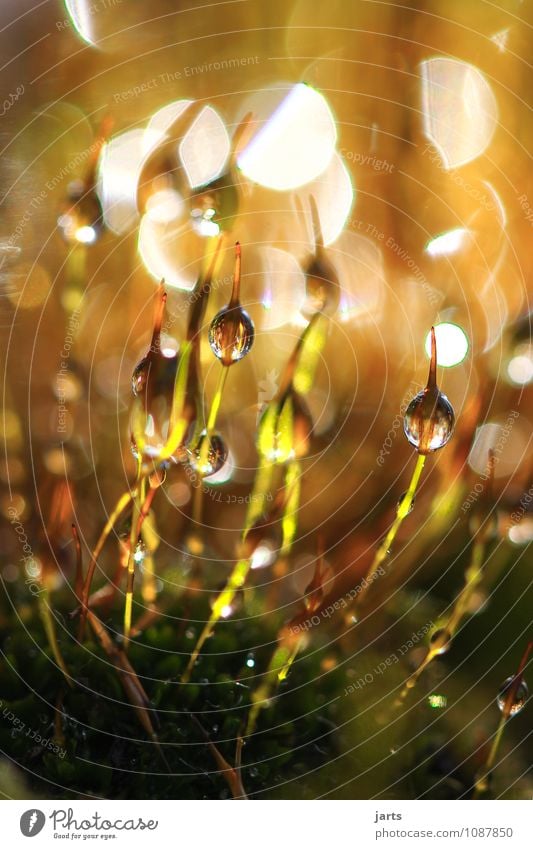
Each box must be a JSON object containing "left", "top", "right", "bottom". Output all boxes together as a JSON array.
[
  {"left": 246, "top": 640, "right": 299, "bottom": 736},
  {"left": 182, "top": 557, "right": 249, "bottom": 682},
  {"left": 207, "top": 367, "right": 229, "bottom": 432},
  {"left": 357, "top": 453, "right": 427, "bottom": 608},
  {"left": 398, "top": 536, "right": 486, "bottom": 703},
  {"left": 38, "top": 589, "right": 72, "bottom": 688}
]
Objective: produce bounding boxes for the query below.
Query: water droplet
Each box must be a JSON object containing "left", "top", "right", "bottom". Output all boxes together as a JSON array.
[
  {"left": 430, "top": 628, "right": 452, "bottom": 656},
  {"left": 302, "top": 196, "right": 339, "bottom": 316},
  {"left": 245, "top": 652, "right": 255, "bottom": 668},
  {"left": 57, "top": 180, "right": 103, "bottom": 245},
  {"left": 132, "top": 357, "right": 150, "bottom": 397},
  {"left": 190, "top": 174, "right": 239, "bottom": 237},
  {"left": 403, "top": 387, "right": 455, "bottom": 453},
  {"left": 187, "top": 430, "right": 227, "bottom": 477},
  {"left": 133, "top": 540, "right": 146, "bottom": 566},
  {"left": 208, "top": 305, "right": 254, "bottom": 365},
  {"left": 497, "top": 676, "right": 528, "bottom": 716},
  {"left": 390, "top": 745, "right": 399, "bottom": 755},
  {"left": 397, "top": 491, "right": 415, "bottom": 514},
  {"left": 130, "top": 433, "right": 140, "bottom": 460}
]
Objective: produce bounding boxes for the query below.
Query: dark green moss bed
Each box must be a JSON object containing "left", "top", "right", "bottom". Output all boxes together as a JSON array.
[
  {"left": 0, "top": 589, "right": 343, "bottom": 799},
  {"left": 0, "top": 535, "right": 531, "bottom": 800}
]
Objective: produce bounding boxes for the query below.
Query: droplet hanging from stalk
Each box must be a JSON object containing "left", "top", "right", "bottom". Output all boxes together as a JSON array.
[
  {"left": 403, "top": 327, "right": 455, "bottom": 453},
  {"left": 187, "top": 429, "right": 228, "bottom": 478},
  {"left": 129, "top": 284, "right": 179, "bottom": 461},
  {"left": 497, "top": 677, "right": 528, "bottom": 716},
  {"left": 475, "top": 642, "right": 532, "bottom": 796},
  {"left": 57, "top": 117, "right": 113, "bottom": 246},
  {"left": 302, "top": 196, "right": 339, "bottom": 317},
  {"left": 189, "top": 111, "right": 251, "bottom": 237},
  {"left": 208, "top": 243, "right": 254, "bottom": 366}
]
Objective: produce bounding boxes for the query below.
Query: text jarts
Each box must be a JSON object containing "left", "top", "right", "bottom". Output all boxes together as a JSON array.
[{"left": 374, "top": 812, "right": 402, "bottom": 823}]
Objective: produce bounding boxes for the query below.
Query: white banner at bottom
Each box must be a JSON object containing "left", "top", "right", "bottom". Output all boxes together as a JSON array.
[{"left": 2, "top": 799, "right": 531, "bottom": 848}]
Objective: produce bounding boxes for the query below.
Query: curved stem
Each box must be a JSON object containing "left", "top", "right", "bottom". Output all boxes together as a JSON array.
[
  {"left": 356, "top": 453, "right": 427, "bottom": 609},
  {"left": 123, "top": 479, "right": 158, "bottom": 649},
  {"left": 78, "top": 488, "right": 136, "bottom": 641}
]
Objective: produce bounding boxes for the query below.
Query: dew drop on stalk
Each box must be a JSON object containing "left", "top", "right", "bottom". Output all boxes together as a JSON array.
[
  {"left": 429, "top": 628, "right": 452, "bottom": 656},
  {"left": 133, "top": 540, "right": 146, "bottom": 565},
  {"left": 209, "top": 306, "right": 254, "bottom": 365},
  {"left": 208, "top": 242, "right": 255, "bottom": 366},
  {"left": 132, "top": 357, "right": 150, "bottom": 397},
  {"left": 302, "top": 196, "right": 339, "bottom": 316},
  {"left": 403, "top": 391, "right": 454, "bottom": 452},
  {"left": 497, "top": 677, "right": 528, "bottom": 716},
  {"left": 397, "top": 491, "right": 415, "bottom": 514},
  {"left": 403, "top": 327, "right": 455, "bottom": 454},
  {"left": 57, "top": 180, "right": 103, "bottom": 245},
  {"left": 130, "top": 433, "right": 140, "bottom": 460},
  {"left": 190, "top": 173, "right": 239, "bottom": 237},
  {"left": 187, "top": 429, "right": 227, "bottom": 477}
]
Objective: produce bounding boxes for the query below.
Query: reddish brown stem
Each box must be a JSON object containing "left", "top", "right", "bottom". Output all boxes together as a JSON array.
[
  {"left": 229, "top": 241, "right": 242, "bottom": 307},
  {"left": 427, "top": 325, "right": 437, "bottom": 390}
]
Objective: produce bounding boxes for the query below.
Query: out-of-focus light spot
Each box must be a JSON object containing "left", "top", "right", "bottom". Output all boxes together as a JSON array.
[
  {"left": 43, "top": 448, "right": 69, "bottom": 476},
  {"left": 331, "top": 231, "right": 385, "bottom": 325},
  {"left": 25, "top": 558, "right": 42, "bottom": 580},
  {"left": 137, "top": 216, "right": 197, "bottom": 291},
  {"left": 428, "top": 694, "right": 447, "bottom": 709},
  {"left": 238, "top": 83, "right": 337, "bottom": 190},
  {"left": 97, "top": 129, "right": 145, "bottom": 234},
  {"left": 65, "top": 0, "right": 95, "bottom": 47},
  {"left": 160, "top": 334, "right": 179, "bottom": 358},
  {"left": 6, "top": 262, "right": 51, "bottom": 310},
  {"left": 74, "top": 224, "right": 98, "bottom": 244},
  {"left": 146, "top": 188, "right": 184, "bottom": 224},
  {"left": 166, "top": 481, "right": 191, "bottom": 508},
  {"left": 425, "top": 228, "right": 469, "bottom": 257},
  {"left": 255, "top": 247, "right": 306, "bottom": 330},
  {"left": 491, "top": 28, "right": 510, "bottom": 52},
  {"left": 297, "top": 151, "right": 354, "bottom": 246},
  {"left": 507, "top": 344, "right": 533, "bottom": 385},
  {"left": 220, "top": 603, "right": 234, "bottom": 620},
  {"left": 251, "top": 543, "right": 276, "bottom": 570},
  {"left": 421, "top": 58, "right": 498, "bottom": 169},
  {"left": 143, "top": 99, "right": 193, "bottom": 155},
  {"left": 482, "top": 180, "right": 507, "bottom": 228},
  {"left": 179, "top": 106, "right": 230, "bottom": 189},
  {"left": 425, "top": 323, "right": 469, "bottom": 367},
  {"left": 246, "top": 655, "right": 255, "bottom": 668},
  {"left": 508, "top": 519, "right": 533, "bottom": 545},
  {"left": 190, "top": 206, "right": 220, "bottom": 237},
  {"left": 53, "top": 372, "right": 82, "bottom": 403},
  {"left": 467, "top": 419, "right": 530, "bottom": 479}
]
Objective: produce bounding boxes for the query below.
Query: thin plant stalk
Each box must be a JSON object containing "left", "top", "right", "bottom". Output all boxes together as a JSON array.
[
  {"left": 356, "top": 452, "right": 427, "bottom": 609},
  {"left": 474, "top": 641, "right": 532, "bottom": 796}
]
